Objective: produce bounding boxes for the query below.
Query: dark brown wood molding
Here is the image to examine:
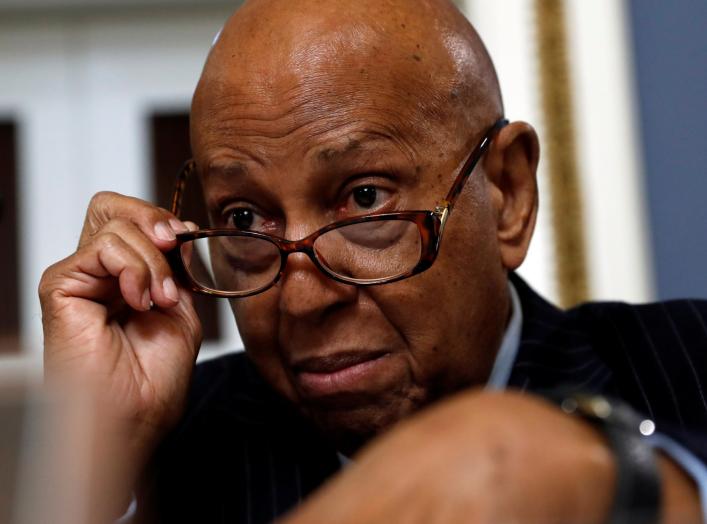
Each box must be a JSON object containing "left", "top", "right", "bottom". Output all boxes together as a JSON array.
[{"left": 0, "top": 121, "right": 20, "bottom": 353}]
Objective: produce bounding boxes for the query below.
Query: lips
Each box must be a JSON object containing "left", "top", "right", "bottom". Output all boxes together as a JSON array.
[
  {"left": 291, "top": 350, "right": 392, "bottom": 398},
  {"left": 293, "top": 350, "right": 389, "bottom": 374}
]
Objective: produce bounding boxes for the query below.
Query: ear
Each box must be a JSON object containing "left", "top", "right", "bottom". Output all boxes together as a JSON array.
[{"left": 483, "top": 121, "right": 540, "bottom": 270}]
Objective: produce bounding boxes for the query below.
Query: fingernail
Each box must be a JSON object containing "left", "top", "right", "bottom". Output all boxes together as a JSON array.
[
  {"left": 184, "top": 221, "right": 199, "bottom": 232},
  {"left": 169, "top": 219, "right": 188, "bottom": 233},
  {"left": 163, "top": 276, "right": 180, "bottom": 303},
  {"left": 141, "top": 289, "right": 151, "bottom": 310},
  {"left": 154, "top": 221, "right": 176, "bottom": 242}
]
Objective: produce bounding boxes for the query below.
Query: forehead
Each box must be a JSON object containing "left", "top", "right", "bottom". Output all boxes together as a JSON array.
[{"left": 191, "top": 19, "right": 464, "bottom": 160}]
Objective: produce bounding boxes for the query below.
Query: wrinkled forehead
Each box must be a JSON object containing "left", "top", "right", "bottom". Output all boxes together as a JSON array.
[{"left": 192, "top": 7, "right": 470, "bottom": 143}]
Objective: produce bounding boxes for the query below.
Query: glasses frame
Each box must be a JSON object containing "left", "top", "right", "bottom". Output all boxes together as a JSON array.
[{"left": 168, "top": 118, "right": 509, "bottom": 298}]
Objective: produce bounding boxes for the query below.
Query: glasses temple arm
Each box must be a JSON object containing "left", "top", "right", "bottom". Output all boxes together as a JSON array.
[
  {"left": 171, "top": 160, "right": 195, "bottom": 217},
  {"left": 442, "top": 118, "right": 509, "bottom": 212}
]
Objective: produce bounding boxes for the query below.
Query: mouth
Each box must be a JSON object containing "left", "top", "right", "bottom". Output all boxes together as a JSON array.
[{"left": 291, "top": 350, "right": 392, "bottom": 398}]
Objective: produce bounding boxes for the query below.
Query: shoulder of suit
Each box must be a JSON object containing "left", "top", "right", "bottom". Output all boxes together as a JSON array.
[
  {"left": 567, "top": 295, "right": 707, "bottom": 338},
  {"left": 166, "top": 352, "right": 298, "bottom": 441},
  {"left": 569, "top": 297, "right": 707, "bottom": 409},
  {"left": 189, "top": 351, "right": 252, "bottom": 402},
  {"left": 511, "top": 272, "right": 706, "bottom": 395}
]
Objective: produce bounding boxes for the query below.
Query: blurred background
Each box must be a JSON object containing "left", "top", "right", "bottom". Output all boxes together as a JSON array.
[{"left": 0, "top": 0, "right": 705, "bottom": 364}]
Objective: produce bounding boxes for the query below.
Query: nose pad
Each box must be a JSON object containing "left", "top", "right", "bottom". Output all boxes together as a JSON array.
[{"left": 279, "top": 248, "right": 334, "bottom": 288}]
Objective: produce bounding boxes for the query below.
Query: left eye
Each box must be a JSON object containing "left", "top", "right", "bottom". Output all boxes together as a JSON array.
[{"left": 352, "top": 185, "right": 379, "bottom": 209}]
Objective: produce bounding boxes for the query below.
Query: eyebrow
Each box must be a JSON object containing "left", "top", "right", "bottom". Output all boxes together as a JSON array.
[
  {"left": 204, "top": 160, "right": 249, "bottom": 181},
  {"left": 313, "top": 133, "right": 396, "bottom": 165}
]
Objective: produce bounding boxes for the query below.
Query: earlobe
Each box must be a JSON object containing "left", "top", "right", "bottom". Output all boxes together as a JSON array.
[{"left": 485, "top": 121, "right": 540, "bottom": 270}]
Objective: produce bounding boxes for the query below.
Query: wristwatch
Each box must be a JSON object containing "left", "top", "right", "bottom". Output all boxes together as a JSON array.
[{"left": 557, "top": 393, "right": 662, "bottom": 524}]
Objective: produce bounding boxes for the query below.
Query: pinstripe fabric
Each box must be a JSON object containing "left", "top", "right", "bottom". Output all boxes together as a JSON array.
[
  {"left": 140, "top": 273, "right": 707, "bottom": 522},
  {"left": 507, "top": 273, "right": 707, "bottom": 462},
  {"left": 140, "top": 354, "right": 341, "bottom": 523}
]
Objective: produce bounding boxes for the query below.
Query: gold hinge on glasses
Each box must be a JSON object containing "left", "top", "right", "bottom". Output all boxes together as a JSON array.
[
  {"left": 433, "top": 200, "right": 451, "bottom": 238},
  {"left": 433, "top": 200, "right": 450, "bottom": 222}
]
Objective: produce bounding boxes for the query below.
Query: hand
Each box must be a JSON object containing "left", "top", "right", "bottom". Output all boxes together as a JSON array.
[
  {"left": 285, "top": 390, "right": 701, "bottom": 524},
  {"left": 284, "top": 391, "right": 618, "bottom": 524},
  {"left": 39, "top": 191, "right": 203, "bottom": 518}
]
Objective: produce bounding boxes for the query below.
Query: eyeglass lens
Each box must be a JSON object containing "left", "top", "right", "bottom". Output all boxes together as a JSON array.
[{"left": 180, "top": 218, "right": 422, "bottom": 294}]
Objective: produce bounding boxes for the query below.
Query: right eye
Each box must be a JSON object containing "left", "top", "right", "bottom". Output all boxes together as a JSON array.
[
  {"left": 225, "top": 207, "right": 269, "bottom": 232},
  {"left": 231, "top": 208, "right": 254, "bottom": 230}
]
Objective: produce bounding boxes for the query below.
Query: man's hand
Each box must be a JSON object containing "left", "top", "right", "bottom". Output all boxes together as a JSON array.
[
  {"left": 39, "top": 191, "right": 203, "bottom": 519},
  {"left": 283, "top": 391, "right": 701, "bottom": 524}
]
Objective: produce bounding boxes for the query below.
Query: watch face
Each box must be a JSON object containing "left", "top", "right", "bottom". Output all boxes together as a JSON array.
[
  {"left": 560, "top": 394, "right": 612, "bottom": 419},
  {"left": 558, "top": 392, "right": 654, "bottom": 434}
]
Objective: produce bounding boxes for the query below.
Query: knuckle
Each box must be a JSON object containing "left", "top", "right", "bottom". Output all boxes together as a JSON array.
[
  {"left": 82, "top": 192, "right": 123, "bottom": 244},
  {"left": 96, "top": 231, "right": 124, "bottom": 251},
  {"left": 88, "top": 190, "right": 118, "bottom": 211},
  {"left": 107, "top": 216, "right": 134, "bottom": 231},
  {"left": 87, "top": 192, "right": 171, "bottom": 237},
  {"left": 38, "top": 261, "right": 71, "bottom": 308},
  {"left": 37, "top": 267, "right": 56, "bottom": 301}
]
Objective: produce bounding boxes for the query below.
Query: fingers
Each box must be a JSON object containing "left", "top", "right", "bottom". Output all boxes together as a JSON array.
[
  {"left": 40, "top": 232, "right": 152, "bottom": 312},
  {"left": 80, "top": 191, "right": 189, "bottom": 251},
  {"left": 40, "top": 192, "right": 201, "bottom": 318},
  {"left": 99, "top": 218, "right": 180, "bottom": 309},
  {"left": 96, "top": 234, "right": 152, "bottom": 311}
]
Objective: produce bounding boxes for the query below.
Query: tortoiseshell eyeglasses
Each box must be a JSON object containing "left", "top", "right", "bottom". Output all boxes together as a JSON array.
[{"left": 167, "top": 118, "right": 508, "bottom": 298}]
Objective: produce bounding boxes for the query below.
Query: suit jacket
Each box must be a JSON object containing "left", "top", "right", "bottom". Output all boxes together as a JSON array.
[{"left": 141, "top": 274, "right": 707, "bottom": 523}]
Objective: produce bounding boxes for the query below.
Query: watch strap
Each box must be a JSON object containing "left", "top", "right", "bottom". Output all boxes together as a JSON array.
[{"left": 553, "top": 392, "right": 662, "bottom": 524}]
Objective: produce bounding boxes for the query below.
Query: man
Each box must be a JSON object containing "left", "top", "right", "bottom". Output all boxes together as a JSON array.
[{"left": 39, "top": 0, "right": 706, "bottom": 522}]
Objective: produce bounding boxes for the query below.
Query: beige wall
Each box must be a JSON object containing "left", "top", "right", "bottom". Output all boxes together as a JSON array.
[
  {"left": 458, "top": 0, "right": 654, "bottom": 304},
  {"left": 0, "top": 5, "right": 240, "bottom": 358},
  {"left": 1, "top": 0, "right": 654, "bottom": 361}
]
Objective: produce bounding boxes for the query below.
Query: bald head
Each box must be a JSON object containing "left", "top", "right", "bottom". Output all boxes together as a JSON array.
[{"left": 192, "top": 0, "right": 503, "bottom": 155}]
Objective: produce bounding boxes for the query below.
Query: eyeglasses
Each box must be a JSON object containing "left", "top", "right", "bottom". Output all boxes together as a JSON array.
[{"left": 167, "top": 119, "right": 508, "bottom": 298}]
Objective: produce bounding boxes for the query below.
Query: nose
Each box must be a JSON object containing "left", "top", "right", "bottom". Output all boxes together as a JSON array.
[{"left": 278, "top": 251, "right": 358, "bottom": 323}]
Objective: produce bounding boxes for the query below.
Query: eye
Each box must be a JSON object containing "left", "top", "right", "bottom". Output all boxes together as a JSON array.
[
  {"left": 231, "top": 208, "right": 255, "bottom": 230},
  {"left": 336, "top": 178, "right": 395, "bottom": 219},
  {"left": 353, "top": 186, "right": 378, "bottom": 209},
  {"left": 224, "top": 206, "right": 274, "bottom": 232}
]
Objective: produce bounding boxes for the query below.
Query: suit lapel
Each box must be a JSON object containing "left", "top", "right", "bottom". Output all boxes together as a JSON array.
[{"left": 507, "top": 273, "right": 615, "bottom": 395}]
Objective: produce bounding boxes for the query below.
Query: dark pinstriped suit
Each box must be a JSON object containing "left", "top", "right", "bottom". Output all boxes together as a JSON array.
[{"left": 140, "top": 273, "right": 707, "bottom": 523}]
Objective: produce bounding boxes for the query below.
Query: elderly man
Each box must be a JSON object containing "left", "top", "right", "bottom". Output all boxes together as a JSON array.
[{"left": 39, "top": 0, "right": 706, "bottom": 522}]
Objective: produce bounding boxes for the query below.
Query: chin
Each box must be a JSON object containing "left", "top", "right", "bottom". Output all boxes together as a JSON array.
[{"left": 300, "top": 391, "right": 424, "bottom": 455}]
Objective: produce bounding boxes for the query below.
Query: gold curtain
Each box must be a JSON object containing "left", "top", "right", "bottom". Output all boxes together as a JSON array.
[{"left": 534, "top": 0, "right": 589, "bottom": 307}]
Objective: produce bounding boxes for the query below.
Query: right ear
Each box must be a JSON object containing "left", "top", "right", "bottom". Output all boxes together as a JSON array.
[{"left": 482, "top": 121, "right": 540, "bottom": 270}]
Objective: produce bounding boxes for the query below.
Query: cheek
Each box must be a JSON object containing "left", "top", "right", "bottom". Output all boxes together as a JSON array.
[
  {"left": 362, "top": 269, "right": 464, "bottom": 385},
  {"left": 231, "top": 294, "right": 278, "bottom": 349},
  {"left": 231, "top": 294, "right": 298, "bottom": 398},
  {"left": 367, "top": 208, "right": 505, "bottom": 390}
]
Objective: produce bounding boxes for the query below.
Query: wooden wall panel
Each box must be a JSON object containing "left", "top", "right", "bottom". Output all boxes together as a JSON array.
[
  {"left": 150, "top": 113, "right": 222, "bottom": 342},
  {"left": 0, "top": 122, "right": 20, "bottom": 353}
]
